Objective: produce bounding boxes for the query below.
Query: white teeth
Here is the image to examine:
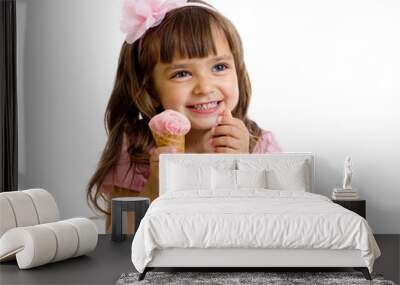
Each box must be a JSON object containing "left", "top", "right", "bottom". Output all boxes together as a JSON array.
[{"left": 192, "top": 101, "right": 218, "bottom": 110}]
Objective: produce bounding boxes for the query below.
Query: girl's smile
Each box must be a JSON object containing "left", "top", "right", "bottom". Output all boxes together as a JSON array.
[{"left": 187, "top": 100, "right": 223, "bottom": 115}]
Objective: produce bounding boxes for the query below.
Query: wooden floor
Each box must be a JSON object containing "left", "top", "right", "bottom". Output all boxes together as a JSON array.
[{"left": 0, "top": 235, "right": 398, "bottom": 285}]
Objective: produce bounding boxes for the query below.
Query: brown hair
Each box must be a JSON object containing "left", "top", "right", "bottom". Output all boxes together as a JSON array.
[{"left": 86, "top": 0, "right": 264, "bottom": 215}]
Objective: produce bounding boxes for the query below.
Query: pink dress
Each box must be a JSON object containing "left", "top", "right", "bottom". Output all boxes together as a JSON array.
[{"left": 102, "top": 130, "right": 282, "bottom": 193}]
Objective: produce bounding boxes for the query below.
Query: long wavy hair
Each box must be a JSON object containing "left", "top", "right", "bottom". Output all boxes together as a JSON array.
[{"left": 86, "top": 0, "right": 264, "bottom": 215}]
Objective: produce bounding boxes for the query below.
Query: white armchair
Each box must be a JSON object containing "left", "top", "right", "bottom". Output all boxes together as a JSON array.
[{"left": 0, "top": 189, "right": 98, "bottom": 269}]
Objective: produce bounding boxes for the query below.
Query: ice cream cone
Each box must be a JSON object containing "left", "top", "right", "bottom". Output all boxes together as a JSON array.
[
  {"left": 151, "top": 130, "right": 185, "bottom": 153},
  {"left": 148, "top": 109, "right": 191, "bottom": 153}
]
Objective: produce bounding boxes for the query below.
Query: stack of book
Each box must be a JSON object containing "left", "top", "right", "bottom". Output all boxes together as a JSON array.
[{"left": 332, "top": 188, "right": 359, "bottom": 200}]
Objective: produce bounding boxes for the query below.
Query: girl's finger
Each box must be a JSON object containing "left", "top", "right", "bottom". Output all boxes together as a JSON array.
[
  {"left": 212, "top": 125, "right": 242, "bottom": 141},
  {"left": 217, "top": 101, "right": 226, "bottom": 118},
  {"left": 214, "top": 146, "right": 237, "bottom": 153},
  {"left": 211, "top": 135, "right": 241, "bottom": 151},
  {"left": 222, "top": 105, "right": 233, "bottom": 118},
  {"left": 217, "top": 116, "right": 247, "bottom": 133}
]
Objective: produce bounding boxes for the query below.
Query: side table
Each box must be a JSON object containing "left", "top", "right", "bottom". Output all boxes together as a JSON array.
[
  {"left": 332, "top": 199, "right": 366, "bottom": 219},
  {"left": 111, "top": 197, "right": 150, "bottom": 241}
]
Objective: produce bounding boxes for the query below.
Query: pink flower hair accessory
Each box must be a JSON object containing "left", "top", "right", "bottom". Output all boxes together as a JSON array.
[{"left": 120, "top": 0, "right": 217, "bottom": 44}]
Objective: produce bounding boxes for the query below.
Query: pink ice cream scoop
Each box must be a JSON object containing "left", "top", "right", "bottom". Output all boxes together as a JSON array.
[{"left": 148, "top": 109, "right": 191, "bottom": 136}]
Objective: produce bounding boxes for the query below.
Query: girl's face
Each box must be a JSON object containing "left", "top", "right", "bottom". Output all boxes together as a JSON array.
[{"left": 152, "top": 27, "right": 239, "bottom": 131}]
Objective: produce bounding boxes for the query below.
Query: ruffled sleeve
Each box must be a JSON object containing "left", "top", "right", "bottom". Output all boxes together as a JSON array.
[
  {"left": 102, "top": 132, "right": 150, "bottom": 193},
  {"left": 252, "top": 130, "right": 282, "bottom": 153}
]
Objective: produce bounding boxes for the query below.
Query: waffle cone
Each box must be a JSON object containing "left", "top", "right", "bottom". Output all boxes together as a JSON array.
[{"left": 151, "top": 130, "right": 185, "bottom": 153}]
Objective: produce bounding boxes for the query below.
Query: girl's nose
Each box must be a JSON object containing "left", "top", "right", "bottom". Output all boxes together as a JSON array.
[{"left": 192, "top": 75, "right": 216, "bottom": 96}]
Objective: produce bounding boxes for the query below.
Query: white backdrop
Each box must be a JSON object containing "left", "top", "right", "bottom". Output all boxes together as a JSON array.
[{"left": 16, "top": 0, "right": 400, "bottom": 233}]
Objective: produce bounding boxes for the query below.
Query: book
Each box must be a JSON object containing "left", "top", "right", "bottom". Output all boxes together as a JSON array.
[
  {"left": 332, "top": 196, "right": 360, "bottom": 201},
  {"left": 332, "top": 193, "right": 359, "bottom": 200},
  {"left": 333, "top": 188, "right": 358, "bottom": 193},
  {"left": 332, "top": 192, "right": 358, "bottom": 197}
]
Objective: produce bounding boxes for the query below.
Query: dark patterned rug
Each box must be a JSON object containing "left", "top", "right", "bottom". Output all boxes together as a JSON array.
[{"left": 116, "top": 271, "right": 396, "bottom": 285}]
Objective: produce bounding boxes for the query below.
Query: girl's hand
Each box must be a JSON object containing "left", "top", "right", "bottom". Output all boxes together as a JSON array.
[{"left": 210, "top": 105, "right": 250, "bottom": 153}]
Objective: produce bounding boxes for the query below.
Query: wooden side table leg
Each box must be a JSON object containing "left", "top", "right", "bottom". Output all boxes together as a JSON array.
[{"left": 111, "top": 200, "right": 123, "bottom": 241}]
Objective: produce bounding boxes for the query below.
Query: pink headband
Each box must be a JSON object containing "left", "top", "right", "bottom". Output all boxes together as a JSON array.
[{"left": 120, "top": 0, "right": 218, "bottom": 44}]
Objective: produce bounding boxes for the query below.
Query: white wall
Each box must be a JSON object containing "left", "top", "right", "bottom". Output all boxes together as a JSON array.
[{"left": 16, "top": 0, "right": 400, "bottom": 233}]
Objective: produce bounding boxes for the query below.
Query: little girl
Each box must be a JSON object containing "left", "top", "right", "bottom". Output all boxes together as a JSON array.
[{"left": 86, "top": 0, "right": 282, "bottom": 232}]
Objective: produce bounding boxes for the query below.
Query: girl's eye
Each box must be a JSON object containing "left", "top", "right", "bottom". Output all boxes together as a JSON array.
[
  {"left": 171, "top": 63, "right": 229, "bottom": 79},
  {"left": 213, "top": 63, "right": 228, "bottom": 72},
  {"left": 171, "top": 71, "right": 190, "bottom": 79}
]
